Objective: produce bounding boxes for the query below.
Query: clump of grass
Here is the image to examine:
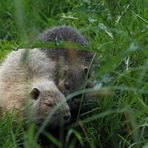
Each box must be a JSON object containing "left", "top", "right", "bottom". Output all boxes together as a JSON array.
[
  {"left": 0, "top": 0, "right": 147, "bottom": 147},
  {"left": 0, "top": 112, "right": 24, "bottom": 147}
]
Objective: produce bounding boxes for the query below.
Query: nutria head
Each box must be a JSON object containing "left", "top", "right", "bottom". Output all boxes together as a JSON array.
[
  {"left": 38, "top": 48, "right": 95, "bottom": 95},
  {"left": 24, "top": 79, "right": 71, "bottom": 127},
  {"left": 56, "top": 50, "right": 95, "bottom": 95}
]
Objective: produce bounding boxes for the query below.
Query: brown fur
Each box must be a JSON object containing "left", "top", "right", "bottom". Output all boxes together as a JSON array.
[
  {"left": 38, "top": 25, "right": 87, "bottom": 46},
  {"left": 38, "top": 26, "right": 96, "bottom": 110}
]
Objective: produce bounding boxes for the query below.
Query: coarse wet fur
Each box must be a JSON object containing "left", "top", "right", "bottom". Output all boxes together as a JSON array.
[
  {"left": 0, "top": 48, "right": 71, "bottom": 127},
  {"left": 38, "top": 26, "right": 95, "bottom": 111},
  {"left": 35, "top": 26, "right": 96, "bottom": 146},
  {"left": 39, "top": 25, "right": 87, "bottom": 46}
]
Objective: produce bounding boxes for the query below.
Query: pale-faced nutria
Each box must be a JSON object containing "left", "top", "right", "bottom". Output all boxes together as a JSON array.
[{"left": 0, "top": 48, "right": 71, "bottom": 127}]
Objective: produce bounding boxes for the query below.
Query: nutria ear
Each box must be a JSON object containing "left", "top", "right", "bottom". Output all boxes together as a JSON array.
[{"left": 30, "top": 88, "right": 40, "bottom": 100}]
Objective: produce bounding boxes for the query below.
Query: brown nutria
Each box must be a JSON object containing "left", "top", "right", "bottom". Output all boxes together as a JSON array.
[
  {"left": 38, "top": 26, "right": 96, "bottom": 111},
  {"left": 0, "top": 48, "right": 71, "bottom": 126}
]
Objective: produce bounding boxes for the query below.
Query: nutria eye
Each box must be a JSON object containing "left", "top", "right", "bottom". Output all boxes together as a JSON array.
[
  {"left": 31, "top": 88, "right": 40, "bottom": 100},
  {"left": 83, "top": 67, "right": 88, "bottom": 74},
  {"left": 83, "top": 67, "right": 91, "bottom": 79}
]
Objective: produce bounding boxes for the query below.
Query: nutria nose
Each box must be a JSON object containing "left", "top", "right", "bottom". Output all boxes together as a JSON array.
[{"left": 64, "top": 112, "right": 71, "bottom": 122}]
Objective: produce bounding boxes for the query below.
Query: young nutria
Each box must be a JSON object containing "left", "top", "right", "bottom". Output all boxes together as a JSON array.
[
  {"left": 0, "top": 48, "right": 71, "bottom": 126},
  {"left": 38, "top": 26, "right": 96, "bottom": 111}
]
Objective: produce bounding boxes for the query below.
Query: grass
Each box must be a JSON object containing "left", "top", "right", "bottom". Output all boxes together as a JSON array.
[{"left": 0, "top": 0, "right": 148, "bottom": 147}]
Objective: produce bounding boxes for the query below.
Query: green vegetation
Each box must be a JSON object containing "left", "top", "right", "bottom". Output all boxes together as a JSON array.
[{"left": 0, "top": 0, "right": 147, "bottom": 147}]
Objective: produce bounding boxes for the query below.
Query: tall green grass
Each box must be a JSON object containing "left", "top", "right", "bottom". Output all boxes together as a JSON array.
[{"left": 0, "top": 0, "right": 147, "bottom": 147}]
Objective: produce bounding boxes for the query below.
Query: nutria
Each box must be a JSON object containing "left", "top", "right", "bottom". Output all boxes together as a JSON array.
[
  {"left": 0, "top": 48, "right": 71, "bottom": 126},
  {"left": 38, "top": 26, "right": 96, "bottom": 111}
]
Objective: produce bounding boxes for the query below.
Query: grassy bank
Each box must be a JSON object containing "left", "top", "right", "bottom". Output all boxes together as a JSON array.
[{"left": 0, "top": 0, "right": 147, "bottom": 147}]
